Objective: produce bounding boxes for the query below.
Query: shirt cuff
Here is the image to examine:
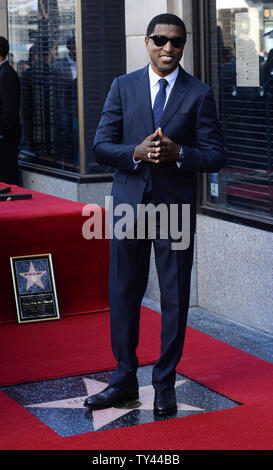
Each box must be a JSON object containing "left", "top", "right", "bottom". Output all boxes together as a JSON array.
[
  {"left": 133, "top": 157, "right": 141, "bottom": 170},
  {"left": 176, "top": 145, "right": 184, "bottom": 168}
]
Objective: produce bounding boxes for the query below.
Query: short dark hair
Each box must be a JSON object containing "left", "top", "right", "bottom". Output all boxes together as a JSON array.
[
  {"left": 146, "top": 13, "right": 186, "bottom": 40},
  {"left": 0, "top": 36, "right": 9, "bottom": 59}
]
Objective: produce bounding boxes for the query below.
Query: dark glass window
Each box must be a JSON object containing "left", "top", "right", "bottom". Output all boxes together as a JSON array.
[
  {"left": 7, "top": 0, "right": 126, "bottom": 177},
  {"left": 8, "top": 0, "right": 78, "bottom": 172},
  {"left": 204, "top": 0, "right": 273, "bottom": 223}
]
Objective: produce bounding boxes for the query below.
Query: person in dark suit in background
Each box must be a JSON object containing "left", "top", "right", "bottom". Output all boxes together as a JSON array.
[
  {"left": 84, "top": 14, "right": 225, "bottom": 417},
  {"left": 0, "top": 37, "right": 20, "bottom": 184}
]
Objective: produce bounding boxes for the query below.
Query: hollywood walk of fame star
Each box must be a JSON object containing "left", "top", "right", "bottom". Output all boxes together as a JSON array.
[
  {"left": 19, "top": 262, "right": 47, "bottom": 291},
  {"left": 26, "top": 377, "right": 205, "bottom": 431}
]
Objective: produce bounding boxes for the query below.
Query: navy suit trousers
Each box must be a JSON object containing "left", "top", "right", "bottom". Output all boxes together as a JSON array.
[{"left": 108, "top": 207, "right": 194, "bottom": 392}]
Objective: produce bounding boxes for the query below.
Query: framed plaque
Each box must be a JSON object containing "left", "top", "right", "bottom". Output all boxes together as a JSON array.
[{"left": 10, "top": 254, "right": 60, "bottom": 324}]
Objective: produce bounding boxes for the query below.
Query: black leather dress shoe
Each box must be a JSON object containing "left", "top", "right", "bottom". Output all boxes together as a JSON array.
[
  {"left": 153, "top": 389, "right": 177, "bottom": 417},
  {"left": 84, "top": 385, "right": 139, "bottom": 410}
]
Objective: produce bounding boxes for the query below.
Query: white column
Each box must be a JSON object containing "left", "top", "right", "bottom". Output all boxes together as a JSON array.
[
  {"left": 0, "top": 0, "right": 8, "bottom": 39},
  {"left": 125, "top": 0, "right": 193, "bottom": 74}
]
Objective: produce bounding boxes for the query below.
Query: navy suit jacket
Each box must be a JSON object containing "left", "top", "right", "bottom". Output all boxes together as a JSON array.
[{"left": 93, "top": 64, "right": 225, "bottom": 231}]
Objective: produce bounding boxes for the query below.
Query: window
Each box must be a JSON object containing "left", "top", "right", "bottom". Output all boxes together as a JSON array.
[
  {"left": 8, "top": 0, "right": 78, "bottom": 172},
  {"left": 7, "top": 0, "right": 126, "bottom": 177},
  {"left": 202, "top": 0, "right": 273, "bottom": 226}
]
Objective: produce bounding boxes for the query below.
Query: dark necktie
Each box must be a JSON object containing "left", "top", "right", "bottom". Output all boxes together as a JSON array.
[
  {"left": 153, "top": 78, "right": 168, "bottom": 130},
  {"left": 144, "top": 78, "right": 168, "bottom": 199}
]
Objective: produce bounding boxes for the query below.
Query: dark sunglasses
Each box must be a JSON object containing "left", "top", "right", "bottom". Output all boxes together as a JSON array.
[{"left": 148, "top": 35, "right": 186, "bottom": 48}]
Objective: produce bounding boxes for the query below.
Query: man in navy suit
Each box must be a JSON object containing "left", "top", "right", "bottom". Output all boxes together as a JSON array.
[
  {"left": 0, "top": 37, "right": 20, "bottom": 184},
  {"left": 85, "top": 14, "right": 225, "bottom": 416}
]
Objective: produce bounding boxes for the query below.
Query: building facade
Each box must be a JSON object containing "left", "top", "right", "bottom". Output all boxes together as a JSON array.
[{"left": 2, "top": 0, "right": 273, "bottom": 334}]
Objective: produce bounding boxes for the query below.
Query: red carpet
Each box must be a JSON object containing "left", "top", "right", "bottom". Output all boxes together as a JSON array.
[
  {"left": 0, "top": 308, "right": 160, "bottom": 387},
  {"left": 0, "top": 183, "right": 109, "bottom": 323},
  {"left": 1, "top": 306, "right": 273, "bottom": 450}
]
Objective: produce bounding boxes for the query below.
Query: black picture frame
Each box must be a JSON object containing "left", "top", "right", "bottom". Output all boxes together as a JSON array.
[{"left": 10, "top": 254, "right": 60, "bottom": 324}]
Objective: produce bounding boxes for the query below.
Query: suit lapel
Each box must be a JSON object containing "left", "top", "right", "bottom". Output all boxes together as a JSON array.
[
  {"left": 134, "top": 65, "right": 154, "bottom": 135},
  {"left": 160, "top": 66, "right": 194, "bottom": 129}
]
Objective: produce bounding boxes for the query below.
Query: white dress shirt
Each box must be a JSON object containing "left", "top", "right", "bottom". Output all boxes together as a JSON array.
[{"left": 148, "top": 64, "right": 178, "bottom": 109}]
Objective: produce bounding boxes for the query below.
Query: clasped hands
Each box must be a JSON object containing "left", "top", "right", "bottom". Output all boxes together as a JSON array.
[{"left": 133, "top": 128, "right": 180, "bottom": 164}]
